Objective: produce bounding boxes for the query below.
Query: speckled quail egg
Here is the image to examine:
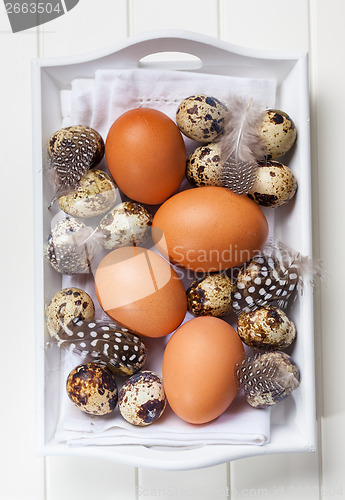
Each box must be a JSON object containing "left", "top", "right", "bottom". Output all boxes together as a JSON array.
[
  {"left": 176, "top": 95, "right": 227, "bottom": 143},
  {"left": 236, "top": 351, "right": 300, "bottom": 408},
  {"left": 247, "top": 160, "right": 297, "bottom": 207},
  {"left": 66, "top": 362, "right": 118, "bottom": 415},
  {"left": 187, "top": 273, "right": 235, "bottom": 317},
  {"left": 58, "top": 169, "right": 117, "bottom": 218},
  {"left": 98, "top": 201, "right": 153, "bottom": 250},
  {"left": 46, "top": 287, "right": 95, "bottom": 338},
  {"left": 118, "top": 370, "right": 166, "bottom": 426},
  {"left": 237, "top": 305, "right": 296, "bottom": 350},
  {"left": 45, "top": 216, "right": 97, "bottom": 274},
  {"left": 186, "top": 142, "right": 224, "bottom": 187},
  {"left": 259, "top": 109, "right": 297, "bottom": 159}
]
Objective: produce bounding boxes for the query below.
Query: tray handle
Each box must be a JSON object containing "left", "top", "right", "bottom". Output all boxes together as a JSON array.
[{"left": 115, "top": 34, "right": 236, "bottom": 71}]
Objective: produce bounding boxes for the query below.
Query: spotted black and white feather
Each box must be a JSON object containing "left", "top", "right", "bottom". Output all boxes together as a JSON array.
[
  {"left": 51, "top": 318, "right": 147, "bottom": 377},
  {"left": 231, "top": 237, "right": 324, "bottom": 314},
  {"left": 46, "top": 125, "right": 105, "bottom": 207},
  {"left": 216, "top": 96, "right": 267, "bottom": 194},
  {"left": 235, "top": 350, "right": 300, "bottom": 408}
]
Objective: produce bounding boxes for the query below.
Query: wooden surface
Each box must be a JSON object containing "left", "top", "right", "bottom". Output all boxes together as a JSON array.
[{"left": 1, "top": 0, "right": 344, "bottom": 498}]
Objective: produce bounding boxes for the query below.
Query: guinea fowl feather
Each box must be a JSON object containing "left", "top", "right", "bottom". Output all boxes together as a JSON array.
[{"left": 216, "top": 96, "right": 267, "bottom": 194}]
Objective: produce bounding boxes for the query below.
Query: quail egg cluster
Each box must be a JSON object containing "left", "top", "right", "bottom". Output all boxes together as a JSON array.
[
  {"left": 43, "top": 89, "right": 306, "bottom": 433},
  {"left": 178, "top": 94, "right": 298, "bottom": 209}
]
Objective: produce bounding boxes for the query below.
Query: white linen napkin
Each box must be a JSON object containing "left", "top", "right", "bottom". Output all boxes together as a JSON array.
[{"left": 55, "top": 67, "right": 276, "bottom": 448}]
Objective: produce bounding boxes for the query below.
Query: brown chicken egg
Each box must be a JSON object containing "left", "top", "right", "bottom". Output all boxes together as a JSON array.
[
  {"left": 66, "top": 363, "right": 118, "bottom": 415},
  {"left": 105, "top": 108, "right": 186, "bottom": 205},
  {"left": 152, "top": 186, "right": 268, "bottom": 272},
  {"left": 94, "top": 246, "right": 187, "bottom": 338},
  {"left": 163, "top": 316, "right": 245, "bottom": 424}
]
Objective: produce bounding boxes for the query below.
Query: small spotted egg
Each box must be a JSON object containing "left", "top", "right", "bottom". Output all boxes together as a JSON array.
[
  {"left": 118, "top": 371, "right": 166, "bottom": 426},
  {"left": 237, "top": 305, "right": 296, "bottom": 350},
  {"left": 236, "top": 351, "right": 300, "bottom": 408},
  {"left": 98, "top": 201, "right": 153, "bottom": 250},
  {"left": 58, "top": 169, "right": 117, "bottom": 218},
  {"left": 46, "top": 287, "right": 95, "bottom": 337},
  {"left": 45, "top": 216, "right": 96, "bottom": 275},
  {"left": 259, "top": 109, "right": 297, "bottom": 159},
  {"left": 247, "top": 161, "right": 297, "bottom": 207},
  {"left": 186, "top": 142, "right": 224, "bottom": 187},
  {"left": 176, "top": 95, "right": 227, "bottom": 143},
  {"left": 186, "top": 273, "right": 235, "bottom": 317},
  {"left": 66, "top": 362, "right": 118, "bottom": 415}
]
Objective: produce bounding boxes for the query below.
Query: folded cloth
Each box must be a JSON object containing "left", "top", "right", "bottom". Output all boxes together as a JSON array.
[{"left": 55, "top": 67, "right": 276, "bottom": 448}]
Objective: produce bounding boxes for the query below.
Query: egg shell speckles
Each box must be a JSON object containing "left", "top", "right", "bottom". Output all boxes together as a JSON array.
[
  {"left": 98, "top": 201, "right": 153, "bottom": 250},
  {"left": 45, "top": 216, "right": 96, "bottom": 274},
  {"left": 236, "top": 351, "right": 300, "bottom": 408},
  {"left": 58, "top": 169, "right": 117, "bottom": 218},
  {"left": 176, "top": 95, "right": 227, "bottom": 143},
  {"left": 187, "top": 273, "right": 235, "bottom": 317},
  {"left": 46, "top": 287, "right": 95, "bottom": 337},
  {"left": 186, "top": 142, "right": 224, "bottom": 187},
  {"left": 237, "top": 306, "right": 296, "bottom": 350},
  {"left": 118, "top": 371, "right": 166, "bottom": 426},
  {"left": 66, "top": 363, "right": 118, "bottom": 415},
  {"left": 259, "top": 109, "right": 297, "bottom": 160},
  {"left": 247, "top": 161, "right": 297, "bottom": 208}
]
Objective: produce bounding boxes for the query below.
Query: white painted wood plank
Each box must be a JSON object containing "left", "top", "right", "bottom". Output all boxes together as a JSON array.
[
  {"left": 39, "top": 0, "right": 128, "bottom": 57},
  {"left": 231, "top": 453, "right": 321, "bottom": 499},
  {"left": 45, "top": 457, "right": 137, "bottom": 500},
  {"left": 130, "top": 0, "right": 219, "bottom": 37},
  {"left": 138, "top": 464, "right": 229, "bottom": 499},
  {"left": 221, "top": 1, "right": 321, "bottom": 498},
  {"left": 309, "top": 0, "right": 345, "bottom": 498},
  {"left": 39, "top": 2, "right": 139, "bottom": 498},
  {"left": 220, "top": 0, "right": 309, "bottom": 51},
  {"left": 132, "top": 3, "right": 229, "bottom": 495},
  {"left": 0, "top": 7, "right": 45, "bottom": 500}
]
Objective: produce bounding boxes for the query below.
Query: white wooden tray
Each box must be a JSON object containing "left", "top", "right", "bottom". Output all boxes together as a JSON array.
[{"left": 32, "top": 29, "right": 316, "bottom": 470}]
